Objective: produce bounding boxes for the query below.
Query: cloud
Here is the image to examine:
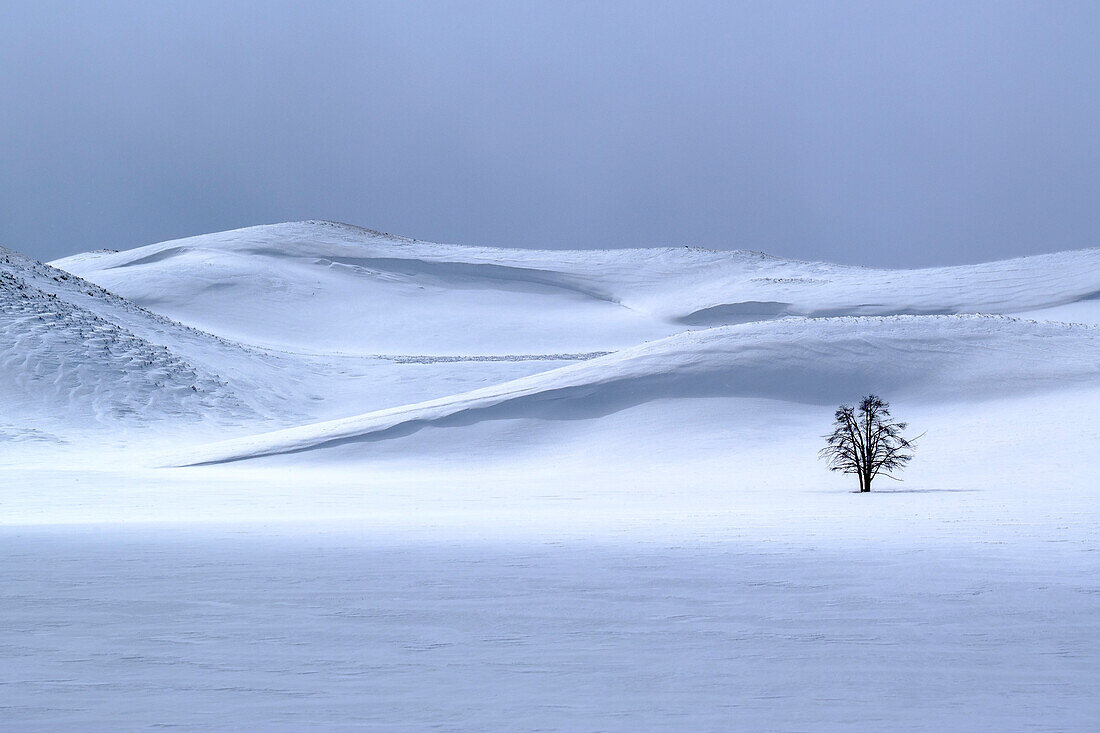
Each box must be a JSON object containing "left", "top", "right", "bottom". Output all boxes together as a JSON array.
[{"left": 2, "top": 0, "right": 1098, "bottom": 266}]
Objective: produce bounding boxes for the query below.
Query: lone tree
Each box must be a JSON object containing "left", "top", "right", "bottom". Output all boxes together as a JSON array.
[{"left": 819, "top": 394, "right": 918, "bottom": 492}]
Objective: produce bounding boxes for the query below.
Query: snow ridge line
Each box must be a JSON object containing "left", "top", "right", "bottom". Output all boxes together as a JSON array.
[
  {"left": 171, "top": 314, "right": 1100, "bottom": 466},
  {"left": 2, "top": 248, "right": 256, "bottom": 355}
]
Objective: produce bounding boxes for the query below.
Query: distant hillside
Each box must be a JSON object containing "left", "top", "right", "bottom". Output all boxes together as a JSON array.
[
  {"left": 0, "top": 248, "right": 289, "bottom": 441},
  {"left": 53, "top": 220, "right": 1100, "bottom": 355}
]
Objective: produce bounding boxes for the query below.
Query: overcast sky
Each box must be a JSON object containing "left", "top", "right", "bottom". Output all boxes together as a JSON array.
[{"left": 2, "top": 1, "right": 1098, "bottom": 266}]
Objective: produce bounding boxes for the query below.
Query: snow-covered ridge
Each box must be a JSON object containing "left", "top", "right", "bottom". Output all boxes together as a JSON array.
[
  {"left": 173, "top": 315, "right": 1100, "bottom": 465},
  {"left": 5, "top": 220, "right": 1095, "bottom": 464},
  {"left": 53, "top": 221, "right": 1100, "bottom": 354},
  {"left": 0, "top": 248, "right": 292, "bottom": 438}
]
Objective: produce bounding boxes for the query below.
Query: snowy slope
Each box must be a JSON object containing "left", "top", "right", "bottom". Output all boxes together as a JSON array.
[
  {"left": 0, "top": 248, "right": 269, "bottom": 440},
  {"left": 0, "top": 247, "right": 605, "bottom": 457},
  {"left": 9, "top": 223, "right": 1100, "bottom": 729},
  {"left": 53, "top": 222, "right": 665, "bottom": 355},
  {"left": 39, "top": 220, "right": 1100, "bottom": 465},
  {"left": 53, "top": 221, "right": 1100, "bottom": 354},
  {"left": 174, "top": 314, "right": 1100, "bottom": 465}
]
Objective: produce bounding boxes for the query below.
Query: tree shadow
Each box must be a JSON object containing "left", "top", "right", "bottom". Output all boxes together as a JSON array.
[{"left": 860, "top": 488, "right": 980, "bottom": 494}]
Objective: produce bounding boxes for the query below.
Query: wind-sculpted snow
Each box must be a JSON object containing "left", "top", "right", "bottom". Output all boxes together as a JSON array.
[
  {"left": 17, "top": 222, "right": 1100, "bottom": 456},
  {"left": 0, "top": 249, "right": 276, "bottom": 436},
  {"left": 53, "top": 220, "right": 1100, "bottom": 353},
  {"left": 11, "top": 226, "right": 1100, "bottom": 729},
  {"left": 174, "top": 315, "right": 1099, "bottom": 465},
  {"left": 53, "top": 222, "right": 657, "bottom": 354},
  {"left": 0, "top": 245, "right": 609, "bottom": 448}
]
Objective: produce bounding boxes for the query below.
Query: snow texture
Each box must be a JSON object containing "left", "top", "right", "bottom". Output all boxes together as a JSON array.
[{"left": 0, "top": 221, "right": 1094, "bottom": 729}]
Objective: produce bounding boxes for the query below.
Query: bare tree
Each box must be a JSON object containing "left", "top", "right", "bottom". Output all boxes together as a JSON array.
[{"left": 819, "top": 394, "right": 918, "bottom": 492}]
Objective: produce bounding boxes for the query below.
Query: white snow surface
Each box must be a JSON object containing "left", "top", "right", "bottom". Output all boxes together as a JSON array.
[
  {"left": 174, "top": 314, "right": 1098, "bottom": 466},
  {"left": 53, "top": 220, "right": 1100, "bottom": 353},
  {"left": 0, "top": 221, "right": 1095, "bottom": 729}
]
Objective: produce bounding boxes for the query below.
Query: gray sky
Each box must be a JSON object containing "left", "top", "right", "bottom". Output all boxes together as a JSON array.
[{"left": 1, "top": 1, "right": 1098, "bottom": 266}]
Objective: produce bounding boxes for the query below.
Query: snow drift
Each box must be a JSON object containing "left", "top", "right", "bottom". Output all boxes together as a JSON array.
[
  {"left": 53, "top": 221, "right": 1100, "bottom": 354},
  {"left": 0, "top": 248, "right": 262, "bottom": 436},
  {"left": 0, "top": 219, "right": 1086, "bottom": 466},
  {"left": 173, "top": 315, "right": 1099, "bottom": 465},
  {"left": 10, "top": 222, "right": 1100, "bottom": 732}
]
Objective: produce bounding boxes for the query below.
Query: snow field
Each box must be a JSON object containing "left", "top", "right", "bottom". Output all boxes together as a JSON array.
[
  {"left": 0, "top": 222, "right": 1094, "bottom": 728},
  {"left": 2, "top": 529, "right": 1096, "bottom": 731}
]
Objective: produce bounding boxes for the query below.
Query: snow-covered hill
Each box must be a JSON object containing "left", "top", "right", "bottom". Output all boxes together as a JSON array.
[
  {"left": 1, "top": 240, "right": 603, "bottom": 453},
  {"left": 53, "top": 220, "right": 1100, "bottom": 355},
  {"left": 7, "top": 222, "right": 1100, "bottom": 729},
  {"left": 175, "top": 314, "right": 1099, "bottom": 465},
  {"left": 0, "top": 248, "right": 270, "bottom": 443},
  {"left": 21, "top": 220, "right": 1093, "bottom": 465}
]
